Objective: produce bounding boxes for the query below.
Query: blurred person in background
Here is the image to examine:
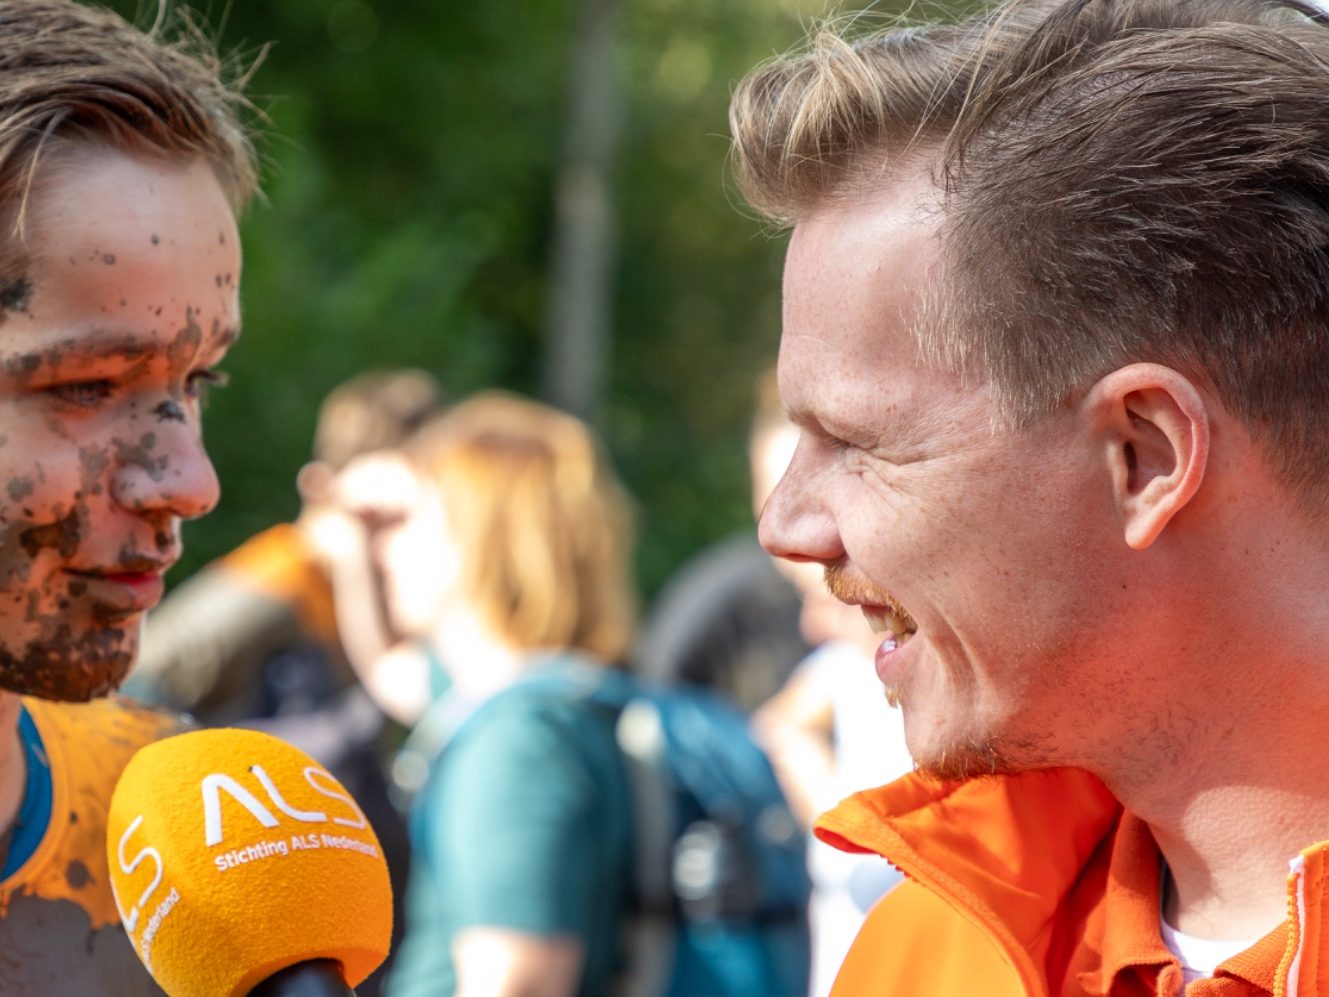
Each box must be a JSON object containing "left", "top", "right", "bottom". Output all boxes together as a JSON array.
[
  {"left": 126, "top": 366, "right": 444, "bottom": 722},
  {"left": 0, "top": 1, "right": 257, "bottom": 991},
  {"left": 748, "top": 372, "right": 908, "bottom": 997},
  {"left": 331, "top": 391, "right": 637, "bottom": 997},
  {"left": 633, "top": 529, "right": 809, "bottom": 714},
  {"left": 633, "top": 368, "right": 810, "bottom": 716}
]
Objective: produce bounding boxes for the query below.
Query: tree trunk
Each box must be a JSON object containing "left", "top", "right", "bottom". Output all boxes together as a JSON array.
[{"left": 543, "top": 0, "right": 621, "bottom": 426}]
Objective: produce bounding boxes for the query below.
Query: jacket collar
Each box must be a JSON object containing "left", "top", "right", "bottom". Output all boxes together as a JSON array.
[
  {"left": 817, "top": 767, "right": 1121, "bottom": 990},
  {"left": 817, "top": 768, "right": 1315, "bottom": 996}
]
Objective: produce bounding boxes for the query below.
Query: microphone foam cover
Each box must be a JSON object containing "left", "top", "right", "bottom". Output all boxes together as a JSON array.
[{"left": 107, "top": 728, "right": 392, "bottom": 997}]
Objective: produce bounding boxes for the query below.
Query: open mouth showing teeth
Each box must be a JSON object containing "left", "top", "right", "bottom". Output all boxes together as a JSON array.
[{"left": 861, "top": 604, "right": 918, "bottom": 647}]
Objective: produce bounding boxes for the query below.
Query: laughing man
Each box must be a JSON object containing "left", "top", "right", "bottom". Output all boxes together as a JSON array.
[{"left": 732, "top": 0, "right": 1329, "bottom": 992}]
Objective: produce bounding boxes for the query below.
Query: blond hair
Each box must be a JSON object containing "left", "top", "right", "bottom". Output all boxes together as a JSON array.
[
  {"left": 731, "top": 0, "right": 1329, "bottom": 503},
  {"left": 0, "top": 0, "right": 257, "bottom": 231},
  {"left": 405, "top": 392, "right": 636, "bottom": 663}
]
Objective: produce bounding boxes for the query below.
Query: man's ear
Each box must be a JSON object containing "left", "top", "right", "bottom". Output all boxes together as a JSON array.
[{"left": 1082, "top": 363, "right": 1210, "bottom": 550}]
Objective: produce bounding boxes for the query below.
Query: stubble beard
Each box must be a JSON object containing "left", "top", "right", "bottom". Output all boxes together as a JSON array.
[
  {"left": 912, "top": 737, "right": 1011, "bottom": 782},
  {"left": 887, "top": 686, "right": 1037, "bottom": 783}
]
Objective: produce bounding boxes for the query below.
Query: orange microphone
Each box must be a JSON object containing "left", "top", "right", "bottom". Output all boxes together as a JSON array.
[{"left": 106, "top": 728, "right": 393, "bottom": 997}]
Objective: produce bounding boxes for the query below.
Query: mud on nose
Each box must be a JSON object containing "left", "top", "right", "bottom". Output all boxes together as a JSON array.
[{"left": 109, "top": 428, "right": 220, "bottom": 519}]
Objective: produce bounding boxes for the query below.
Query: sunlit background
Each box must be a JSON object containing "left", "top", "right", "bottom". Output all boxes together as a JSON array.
[{"left": 107, "top": 0, "right": 877, "bottom": 597}]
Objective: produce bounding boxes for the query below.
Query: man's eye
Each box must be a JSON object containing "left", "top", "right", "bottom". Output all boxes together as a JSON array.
[
  {"left": 186, "top": 369, "right": 230, "bottom": 407},
  {"left": 46, "top": 380, "right": 114, "bottom": 407}
]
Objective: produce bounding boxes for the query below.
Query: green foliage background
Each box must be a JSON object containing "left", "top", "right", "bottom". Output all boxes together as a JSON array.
[{"left": 106, "top": 0, "right": 860, "bottom": 598}]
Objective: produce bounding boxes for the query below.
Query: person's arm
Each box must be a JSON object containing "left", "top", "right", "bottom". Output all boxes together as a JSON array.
[
  {"left": 452, "top": 928, "right": 583, "bottom": 997},
  {"left": 751, "top": 658, "right": 837, "bottom": 826},
  {"left": 422, "top": 700, "right": 614, "bottom": 997}
]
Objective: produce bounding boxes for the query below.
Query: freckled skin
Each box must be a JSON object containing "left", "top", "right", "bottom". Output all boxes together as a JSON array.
[{"left": 0, "top": 147, "right": 240, "bottom": 701}]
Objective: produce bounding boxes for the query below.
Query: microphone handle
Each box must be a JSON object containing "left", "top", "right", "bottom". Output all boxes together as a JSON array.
[{"left": 246, "top": 959, "right": 356, "bottom": 997}]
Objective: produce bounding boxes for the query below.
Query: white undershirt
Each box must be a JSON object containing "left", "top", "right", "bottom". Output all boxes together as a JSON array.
[
  {"left": 1159, "top": 916, "right": 1265, "bottom": 984},
  {"left": 1158, "top": 863, "right": 1271, "bottom": 983}
]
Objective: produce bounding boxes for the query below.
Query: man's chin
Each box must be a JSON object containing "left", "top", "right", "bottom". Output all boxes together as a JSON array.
[
  {"left": 912, "top": 738, "right": 1022, "bottom": 783},
  {"left": 0, "top": 626, "right": 135, "bottom": 701}
]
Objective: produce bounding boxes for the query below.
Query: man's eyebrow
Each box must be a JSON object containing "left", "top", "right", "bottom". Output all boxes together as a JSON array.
[{"left": 5, "top": 323, "right": 242, "bottom": 368}]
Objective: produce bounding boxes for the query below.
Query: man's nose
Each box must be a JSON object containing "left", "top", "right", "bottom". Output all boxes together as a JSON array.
[
  {"left": 109, "top": 421, "right": 220, "bottom": 520},
  {"left": 757, "top": 451, "right": 845, "bottom": 567}
]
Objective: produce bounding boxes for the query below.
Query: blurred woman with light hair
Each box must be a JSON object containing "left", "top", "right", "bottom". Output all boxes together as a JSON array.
[{"left": 330, "top": 391, "right": 638, "bottom": 997}]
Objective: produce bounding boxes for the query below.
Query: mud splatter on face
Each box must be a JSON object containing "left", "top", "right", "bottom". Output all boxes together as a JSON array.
[
  {"left": 0, "top": 278, "right": 32, "bottom": 314},
  {"left": 0, "top": 614, "right": 131, "bottom": 701},
  {"left": 112, "top": 433, "right": 167, "bottom": 485},
  {"left": 18, "top": 508, "right": 82, "bottom": 559},
  {"left": 101, "top": 253, "right": 115, "bottom": 266},
  {"left": 6, "top": 477, "right": 32, "bottom": 503},
  {"left": 3, "top": 354, "right": 40, "bottom": 386},
  {"left": 150, "top": 233, "right": 160, "bottom": 246},
  {"left": 78, "top": 446, "right": 108, "bottom": 479},
  {"left": 167, "top": 308, "right": 203, "bottom": 372},
  {"left": 152, "top": 400, "right": 185, "bottom": 423}
]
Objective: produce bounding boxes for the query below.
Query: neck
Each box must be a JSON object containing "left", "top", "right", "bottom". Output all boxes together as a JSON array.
[
  {"left": 428, "top": 610, "right": 525, "bottom": 701},
  {"left": 0, "top": 692, "right": 25, "bottom": 842},
  {"left": 1090, "top": 495, "right": 1329, "bottom": 940},
  {"left": 1100, "top": 651, "right": 1329, "bottom": 940}
]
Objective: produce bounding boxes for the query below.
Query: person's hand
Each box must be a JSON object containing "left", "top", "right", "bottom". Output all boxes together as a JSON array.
[
  {"left": 332, "top": 450, "right": 419, "bottom": 527},
  {"left": 299, "top": 502, "right": 367, "bottom": 570}
]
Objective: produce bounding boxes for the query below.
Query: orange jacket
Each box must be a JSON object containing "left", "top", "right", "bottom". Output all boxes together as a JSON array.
[{"left": 817, "top": 768, "right": 1329, "bottom": 996}]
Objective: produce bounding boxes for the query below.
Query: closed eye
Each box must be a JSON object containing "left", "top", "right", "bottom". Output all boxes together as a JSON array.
[{"left": 45, "top": 379, "right": 114, "bottom": 407}]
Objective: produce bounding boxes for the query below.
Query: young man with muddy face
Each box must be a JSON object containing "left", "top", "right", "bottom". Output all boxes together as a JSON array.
[
  {"left": 731, "top": 0, "right": 1329, "bottom": 993},
  {"left": 0, "top": 2, "right": 254, "bottom": 993}
]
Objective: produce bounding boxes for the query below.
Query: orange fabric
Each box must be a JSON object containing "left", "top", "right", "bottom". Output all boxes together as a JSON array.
[
  {"left": 1290, "top": 845, "right": 1329, "bottom": 997},
  {"left": 0, "top": 695, "right": 181, "bottom": 926},
  {"left": 217, "top": 522, "right": 339, "bottom": 646},
  {"left": 817, "top": 768, "right": 1322, "bottom": 997}
]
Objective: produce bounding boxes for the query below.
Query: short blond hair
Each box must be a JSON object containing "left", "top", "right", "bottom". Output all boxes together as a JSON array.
[
  {"left": 405, "top": 392, "right": 636, "bottom": 663},
  {"left": 731, "top": 0, "right": 1329, "bottom": 504}
]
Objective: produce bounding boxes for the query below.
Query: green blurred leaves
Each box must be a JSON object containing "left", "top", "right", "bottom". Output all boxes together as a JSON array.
[{"left": 108, "top": 0, "right": 859, "bottom": 594}]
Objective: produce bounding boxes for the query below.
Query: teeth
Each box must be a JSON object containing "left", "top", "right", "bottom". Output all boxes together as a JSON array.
[{"left": 861, "top": 605, "right": 917, "bottom": 641}]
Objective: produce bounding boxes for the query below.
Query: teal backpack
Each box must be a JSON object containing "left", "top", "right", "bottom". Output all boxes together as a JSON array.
[{"left": 396, "top": 656, "right": 812, "bottom": 997}]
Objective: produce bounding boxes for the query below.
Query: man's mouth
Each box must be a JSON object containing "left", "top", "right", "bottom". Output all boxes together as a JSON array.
[
  {"left": 65, "top": 557, "right": 173, "bottom": 616},
  {"left": 861, "top": 603, "right": 918, "bottom": 651}
]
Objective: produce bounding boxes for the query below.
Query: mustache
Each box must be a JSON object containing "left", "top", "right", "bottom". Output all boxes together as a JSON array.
[{"left": 823, "top": 564, "right": 912, "bottom": 619}]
